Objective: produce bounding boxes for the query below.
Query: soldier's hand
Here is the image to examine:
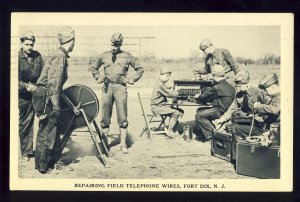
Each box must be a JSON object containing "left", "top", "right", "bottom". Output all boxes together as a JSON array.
[
  {"left": 26, "top": 83, "right": 37, "bottom": 92},
  {"left": 194, "top": 94, "right": 200, "bottom": 99},
  {"left": 253, "top": 102, "right": 261, "bottom": 109},
  {"left": 255, "top": 115, "right": 264, "bottom": 123}
]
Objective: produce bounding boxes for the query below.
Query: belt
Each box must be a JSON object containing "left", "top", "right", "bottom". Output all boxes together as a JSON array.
[{"left": 108, "top": 80, "right": 120, "bottom": 84}]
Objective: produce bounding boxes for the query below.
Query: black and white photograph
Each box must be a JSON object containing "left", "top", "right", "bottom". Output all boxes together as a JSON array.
[{"left": 10, "top": 13, "right": 293, "bottom": 191}]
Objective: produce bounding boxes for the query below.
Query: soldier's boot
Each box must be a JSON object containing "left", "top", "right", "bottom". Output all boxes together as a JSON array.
[{"left": 120, "top": 128, "right": 129, "bottom": 154}]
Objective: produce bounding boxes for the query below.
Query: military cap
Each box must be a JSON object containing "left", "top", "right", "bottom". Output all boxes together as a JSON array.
[
  {"left": 111, "top": 33, "right": 123, "bottom": 46},
  {"left": 160, "top": 66, "right": 172, "bottom": 75},
  {"left": 199, "top": 38, "right": 212, "bottom": 51},
  {"left": 58, "top": 26, "right": 75, "bottom": 45},
  {"left": 211, "top": 65, "right": 225, "bottom": 77},
  {"left": 258, "top": 73, "right": 278, "bottom": 89},
  {"left": 235, "top": 70, "right": 250, "bottom": 84},
  {"left": 20, "top": 30, "right": 35, "bottom": 42}
]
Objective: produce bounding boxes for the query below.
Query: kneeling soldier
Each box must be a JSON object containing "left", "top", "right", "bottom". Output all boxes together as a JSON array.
[
  {"left": 231, "top": 73, "right": 280, "bottom": 138},
  {"left": 194, "top": 65, "right": 235, "bottom": 141},
  {"left": 151, "top": 67, "right": 184, "bottom": 138}
]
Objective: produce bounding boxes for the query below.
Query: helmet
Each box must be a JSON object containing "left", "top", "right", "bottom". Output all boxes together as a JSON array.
[
  {"left": 235, "top": 70, "right": 250, "bottom": 84},
  {"left": 211, "top": 65, "right": 225, "bottom": 77},
  {"left": 160, "top": 66, "right": 172, "bottom": 75},
  {"left": 259, "top": 73, "right": 278, "bottom": 89},
  {"left": 199, "top": 38, "right": 212, "bottom": 51},
  {"left": 58, "top": 26, "right": 75, "bottom": 45},
  {"left": 20, "top": 30, "right": 35, "bottom": 42},
  {"left": 111, "top": 33, "right": 123, "bottom": 46}
]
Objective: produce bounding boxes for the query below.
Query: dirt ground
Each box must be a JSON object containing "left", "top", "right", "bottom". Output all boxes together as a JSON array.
[
  {"left": 18, "top": 64, "right": 279, "bottom": 179},
  {"left": 19, "top": 89, "right": 255, "bottom": 179}
]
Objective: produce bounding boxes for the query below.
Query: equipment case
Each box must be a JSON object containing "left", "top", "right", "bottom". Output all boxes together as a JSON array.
[
  {"left": 211, "top": 130, "right": 233, "bottom": 162},
  {"left": 236, "top": 141, "right": 280, "bottom": 179}
]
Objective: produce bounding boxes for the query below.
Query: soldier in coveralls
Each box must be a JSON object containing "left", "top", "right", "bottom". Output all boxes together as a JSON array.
[
  {"left": 91, "top": 33, "right": 144, "bottom": 154},
  {"left": 34, "top": 26, "right": 75, "bottom": 174},
  {"left": 198, "top": 38, "right": 240, "bottom": 83},
  {"left": 231, "top": 73, "right": 280, "bottom": 138},
  {"left": 18, "top": 31, "right": 43, "bottom": 161},
  {"left": 213, "top": 70, "right": 270, "bottom": 159}
]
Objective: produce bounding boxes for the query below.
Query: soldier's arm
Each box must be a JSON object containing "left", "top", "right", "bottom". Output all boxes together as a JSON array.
[
  {"left": 219, "top": 100, "right": 238, "bottom": 122},
  {"left": 18, "top": 80, "right": 28, "bottom": 91},
  {"left": 198, "top": 59, "right": 210, "bottom": 74},
  {"left": 129, "top": 55, "right": 144, "bottom": 82},
  {"left": 223, "top": 49, "right": 240, "bottom": 74},
  {"left": 47, "top": 55, "right": 66, "bottom": 110},
  {"left": 90, "top": 56, "right": 105, "bottom": 83},
  {"left": 196, "top": 86, "right": 218, "bottom": 102},
  {"left": 158, "top": 84, "right": 178, "bottom": 98},
  {"left": 255, "top": 97, "right": 280, "bottom": 115}
]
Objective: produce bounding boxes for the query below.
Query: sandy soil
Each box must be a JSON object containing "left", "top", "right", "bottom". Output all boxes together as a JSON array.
[{"left": 18, "top": 90, "right": 254, "bottom": 179}]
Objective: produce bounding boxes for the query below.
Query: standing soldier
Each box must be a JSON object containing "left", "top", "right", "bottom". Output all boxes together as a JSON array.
[
  {"left": 231, "top": 73, "right": 280, "bottom": 138},
  {"left": 91, "top": 33, "right": 144, "bottom": 154},
  {"left": 34, "top": 26, "right": 75, "bottom": 174},
  {"left": 198, "top": 38, "right": 240, "bottom": 81},
  {"left": 18, "top": 31, "right": 43, "bottom": 161}
]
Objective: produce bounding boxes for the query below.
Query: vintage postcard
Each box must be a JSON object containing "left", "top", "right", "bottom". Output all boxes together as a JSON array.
[{"left": 10, "top": 13, "right": 293, "bottom": 191}]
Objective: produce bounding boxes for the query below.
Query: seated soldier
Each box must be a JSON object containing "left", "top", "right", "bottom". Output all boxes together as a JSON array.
[
  {"left": 231, "top": 73, "right": 280, "bottom": 139},
  {"left": 151, "top": 67, "right": 184, "bottom": 138},
  {"left": 193, "top": 65, "right": 235, "bottom": 141},
  {"left": 213, "top": 70, "right": 270, "bottom": 159},
  {"left": 214, "top": 70, "right": 270, "bottom": 132}
]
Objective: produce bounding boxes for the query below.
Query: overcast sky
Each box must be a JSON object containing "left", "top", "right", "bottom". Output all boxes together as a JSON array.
[{"left": 19, "top": 25, "right": 280, "bottom": 59}]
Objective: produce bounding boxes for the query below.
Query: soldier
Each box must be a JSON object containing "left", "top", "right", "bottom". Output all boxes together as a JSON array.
[
  {"left": 193, "top": 65, "right": 235, "bottom": 141},
  {"left": 34, "top": 26, "right": 75, "bottom": 174},
  {"left": 18, "top": 31, "right": 43, "bottom": 161},
  {"left": 214, "top": 70, "right": 270, "bottom": 131},
  {"left": 213, "top": 71, "right": 270, "bottom": 159},
  {"left": 91, "top": 33, "right": 144, "bottom": 154},
  {"left": 198, "top": 38, "right": 240, "bottom": 81},
  {"left": 231, "top": 73, "right": 280, "bottom": 138},
  {"left": 151, "top": 67, "right": 184, "bottom": 138}
]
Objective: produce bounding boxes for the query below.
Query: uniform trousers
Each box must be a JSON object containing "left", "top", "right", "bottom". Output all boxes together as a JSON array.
[
  {"left": 101, "top": 83, "right": 128, "bottom": 129},
  {"left": 19, "top": 97, "right": 34, "bottom": 157},
  {"left": 195, "top": 107, "right": 221, "bottom": 140}
]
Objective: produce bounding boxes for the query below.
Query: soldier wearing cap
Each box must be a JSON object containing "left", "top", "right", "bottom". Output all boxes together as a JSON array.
[
  {"left": 231, "top": 73, "right": 280, "bottom": 138},
  {"left": 150, "top": 67, "right": 184, "bottom": 138},
  {"left": 34, "top": 26, "right": 75, "bottom": 173},
  {"left": 198, "top": 38, "right": 240, "bottom": 81},
  {"left": 213, "top": 70, "right": 270, "bottom": 159},
  {"left": 91, "top": 33, "right": 144, "bottom": 153},
  {"left": 214, "top": 70, "right": 270, "bottom": 130},
  {"left": 18, "top": 30, "right": 44, "bottom": 161},
  {"left": 193, "top": 65, "right": 235, "bottom": 141}
]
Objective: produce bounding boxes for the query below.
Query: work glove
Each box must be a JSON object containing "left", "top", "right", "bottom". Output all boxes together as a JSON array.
[{"left": 117, "top": 75, "right": 134, "bottom": 85}]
